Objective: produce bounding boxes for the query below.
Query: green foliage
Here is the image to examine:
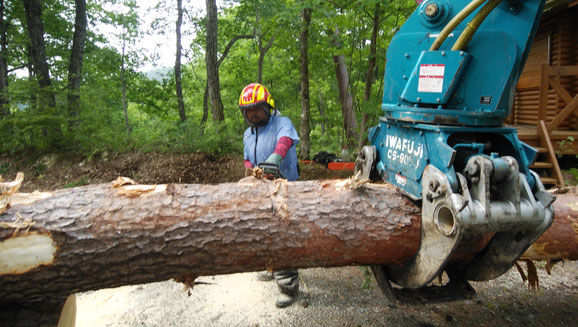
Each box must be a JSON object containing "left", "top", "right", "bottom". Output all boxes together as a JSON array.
[
  {"left": 359, "top": 266, "right": 372, "bottom": 290},
  {"left": 0, "top": 162, "right": 10, "bottom": 175},
  {"left": 0, "top": 0, "right": 417, "bottom": 159},
  {"left": 557, "top": 136, "right": 576, "bottom": 158},
  {"left": 63, "top": 177, "right": 91, "bottom": 188},
  {"left": 33, "top": 162, "right": 47, "bottom": 175},
  {"left": 567, "top": 168, "right": 578, "bottom": 186}
]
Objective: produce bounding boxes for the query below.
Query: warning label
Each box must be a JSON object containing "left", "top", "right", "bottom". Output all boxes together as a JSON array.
[
  {"left": 395, "top": 174, "right": 407, "bottom": 187},
  {"left": 418, "top": 64, "right": 445, "bottom": 93}
]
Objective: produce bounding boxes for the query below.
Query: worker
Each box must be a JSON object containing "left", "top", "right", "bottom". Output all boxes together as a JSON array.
[{"left": 239, "top": 83, "right": 300, "bottom": 308}]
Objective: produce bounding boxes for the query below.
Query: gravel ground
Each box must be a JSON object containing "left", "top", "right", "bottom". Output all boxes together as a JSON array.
[{"left": 76, "top": 261, "right": 578, "bottom": 327}]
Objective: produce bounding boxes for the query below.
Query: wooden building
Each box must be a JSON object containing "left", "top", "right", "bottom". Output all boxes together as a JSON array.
[{"left": 512, "top": 0, "right": 578, "bottom": 186}]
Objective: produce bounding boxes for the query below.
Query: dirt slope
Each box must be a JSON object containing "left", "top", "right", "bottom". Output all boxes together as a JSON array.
[{"left": 0, "top": 152, "right": 351, "bottom": 192}]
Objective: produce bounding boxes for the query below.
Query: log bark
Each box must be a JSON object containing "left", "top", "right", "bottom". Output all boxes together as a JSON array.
[
  {"left": 522, "top": 188, "right": 578, "bottom": 260},
  {"left": 0, "top": 179, "right": 576, "bottom": 304}
]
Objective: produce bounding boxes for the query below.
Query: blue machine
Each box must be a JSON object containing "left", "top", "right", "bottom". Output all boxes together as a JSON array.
[
  {"left": 356, "top": 0, "right": 556, "bottom": 304},
  {"left": 371, "top": 0, "right": 545, "bottom": 199}
]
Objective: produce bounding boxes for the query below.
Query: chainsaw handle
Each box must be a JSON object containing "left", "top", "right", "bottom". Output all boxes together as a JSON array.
[{"left": 258, "top": 162, "right": 283, "bottom": 179}]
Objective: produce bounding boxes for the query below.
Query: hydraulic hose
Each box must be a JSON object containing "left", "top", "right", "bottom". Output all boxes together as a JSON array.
[
  {"left": 429, "top": 0, "right": 488, "bottom": 51},
  {"left": 451, "top": 0, "right": 503, "bottom": 50}
]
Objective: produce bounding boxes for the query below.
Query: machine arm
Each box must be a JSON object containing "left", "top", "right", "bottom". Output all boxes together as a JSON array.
[{"left": 356, "top": 0, "right": 554, "bottom": 305}]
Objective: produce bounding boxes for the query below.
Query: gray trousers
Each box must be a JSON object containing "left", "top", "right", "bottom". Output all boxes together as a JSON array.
[{"left": 274, "top": 269, "right": 299, "bottom": 295}]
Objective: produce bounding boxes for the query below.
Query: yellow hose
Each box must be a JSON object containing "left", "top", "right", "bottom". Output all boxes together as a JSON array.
[
  {"left": 429, "top": 0, "right": 488, "bottom": 51},
  {"left": 451, "top": 0, "right": 503, "bottom": 50}
]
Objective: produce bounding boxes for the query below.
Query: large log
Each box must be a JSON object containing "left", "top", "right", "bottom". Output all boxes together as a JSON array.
[
  {"left": 522, "top": 187, "right": 578, "bottom": 260},
  {"left": 0, "top": 178, "right": 576, "bottom": 304}
]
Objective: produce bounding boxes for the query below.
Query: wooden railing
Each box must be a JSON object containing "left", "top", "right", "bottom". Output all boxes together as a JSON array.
[
  {"left": 538, "top": 63, "right": 578, "bottom": 131},
  {"left": 532, "top": 63, "right": 578, "bottom": 186}
]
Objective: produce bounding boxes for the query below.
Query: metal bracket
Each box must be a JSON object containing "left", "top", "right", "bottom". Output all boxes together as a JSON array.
[
  {"left": 386, "top": 164, "right": 466, "bottom": 288},
  {"left": 372, "top": 155, "right": 555, "bottom": 303},
  {"left": 371, "top": 264, "right": 476, "bottom": 306},
  {"left": 354, "top": 146, "right": 376, "bottom": 181},
  {"left": 460, "top": 168, "right": 555, "bottom": 281}
]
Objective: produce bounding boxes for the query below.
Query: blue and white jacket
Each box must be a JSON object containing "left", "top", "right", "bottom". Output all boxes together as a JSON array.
[{"left": 243, "top": 115, "right": 300, "bottom": 181}]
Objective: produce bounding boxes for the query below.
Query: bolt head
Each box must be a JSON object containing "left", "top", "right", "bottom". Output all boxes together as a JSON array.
[
  {"left": 429, "top": 180, "right": 440, "bottom": 191},
  {"left": 425, "top": 3, "right": 440, "bottom": 18}
]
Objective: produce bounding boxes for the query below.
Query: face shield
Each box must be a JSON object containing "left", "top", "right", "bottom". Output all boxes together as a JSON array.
[{"left": 241, "top": 103, "right": 271, "bottom": 127}]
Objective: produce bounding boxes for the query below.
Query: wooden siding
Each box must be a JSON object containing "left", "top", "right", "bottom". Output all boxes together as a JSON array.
[{"left": 513, "top": 5, "right": 578, "bottom": 128}]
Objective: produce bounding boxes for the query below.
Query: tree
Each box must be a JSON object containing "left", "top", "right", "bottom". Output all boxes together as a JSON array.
[
  {"left": 200, "top": 33, "right": 254, "bottom": 133},
  {"left": 175, "top": 0, "right": 186, "bottom": 123},
  {"left": 0, "top": 0, "right": 421, "bottom": 155},
  {"left": 67, "top": 0, "right": 87, "bottom": 129},
  {"left": 332, "top": 26, "right": 357, "bottom": 149},
  {"left": 22, "top": 0, "right": 61, "bottom": 145},
  {"left": 253, "top": 1, "right": 275, "bottom": 84},
  {"left": 0, "top": 0, "right": 8, "bottom": 117},
  {"left": 0, "top": 178, "right": 576, "bottom": 324},
  {"left": 22, "top": 0, "right": 54, "bottom": 108},
  {"left": 298, "top": 6, "right": 311, "bottom": 160},
  {"left": 357, "top": 2, "right": 380, "bottom": 153},
  {"left": 356, "top": 0, "right": 417, "bottom": 152},
  {"left": 205, "top": 0, "right": 224, "bottom": 122},
  {"left": 121, "top": 33, "right": 130, "bottom": 135},
  {"left": 113, "top": 0, "right": 140, "bottom": 137}
]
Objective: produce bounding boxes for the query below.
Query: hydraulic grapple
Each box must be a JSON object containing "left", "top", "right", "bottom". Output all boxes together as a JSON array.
[{"left": 355, "top": 0, "right": 555, "bottom": 304}]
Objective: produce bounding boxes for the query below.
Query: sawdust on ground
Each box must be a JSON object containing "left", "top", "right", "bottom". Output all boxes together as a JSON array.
[{"left": 74, "top": 263, "right": 578, "bottom": 327}]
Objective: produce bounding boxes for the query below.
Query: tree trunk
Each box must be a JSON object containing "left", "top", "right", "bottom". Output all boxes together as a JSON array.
[
  {"left": 0, "top": 0, "right": 8, "bottom": 117},
  {"left": 357, "top": 3, "right": 380, "bottom": 153},
  {"left": 201, "top": 81, "right": 209, "bottom": 133},
  {"left": 205, "top": 0, "right": 224, "bottom": 122},
  {"left": 332, "top": 27, "right": 358, "bottom": 149},
  {"left": 298, "top": 7, "right": 312, "bottom": 160},
  {"left": 22, "top": 0, "right": 55, "bottom": 108},
  {"left": 253, "top": 2, "right": 275, "bottom": 84},
  {"left": 121, "top": 37, "right": 130, "bottom": 136},
  {"left": 26, "top": 49, "right": 35, "bottom": 112},
  {"left": 1, "top": 179, "right": 576, "bottom": 303},
  {"left": 318, "top": 91, "right": 326, "bottom": 137},
  {"left": 201, "top": 34, "right": 253, "bottom": 131},
  {"left": 67, "top": 0, "right": 87, "bottom": 129},
  {"left": 22, "top": 0, "right": 61, "bottom": 146},
  {"left": 257, "top": 35, "right": 274, "bottom": 84},
  {"left": 175, "top": 0, "right": 186, "bottom": 123},
  {"left": 334, "top": 52, "right": 357, "bottom": 147}
]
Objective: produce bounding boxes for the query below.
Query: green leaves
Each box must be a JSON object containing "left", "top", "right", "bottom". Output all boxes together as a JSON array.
[{"left": 0, "top": 0, "right": 417, "bottom": 156}]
